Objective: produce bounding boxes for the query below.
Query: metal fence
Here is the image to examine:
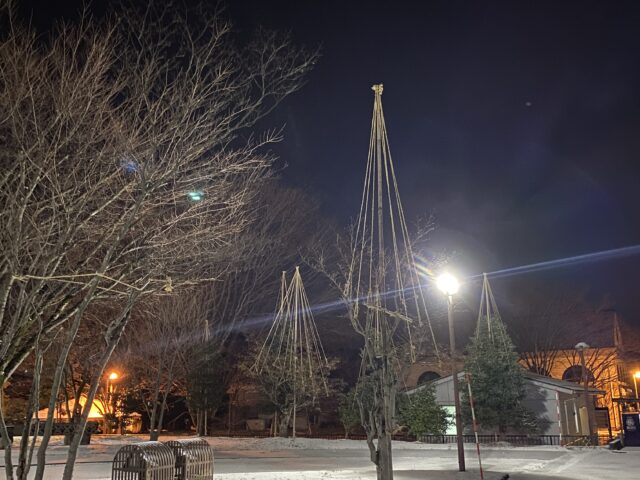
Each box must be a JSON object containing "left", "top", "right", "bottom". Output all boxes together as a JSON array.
[
  {"left": 165, "top": 437, "right": 214, "bottom": 480},
  {"left": 418, "top": 434, "right": 611, "bottom": 446},
  {"left": 207, "top": 430, "right": 417, "bottom": 442},
  {"left": 111, "top": 441, "right": 175, "bottom": 480},
  {"left": 209, "top": 430, "right": 609, "bottom": 446}
]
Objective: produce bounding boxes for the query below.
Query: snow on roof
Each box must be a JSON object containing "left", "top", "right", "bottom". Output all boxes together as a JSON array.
[
  {"left": 522, "top": 371, "right": 604, "bottom": 395},
  {"left": 406, "top": 370, "right": 604, "bottom": 396}
]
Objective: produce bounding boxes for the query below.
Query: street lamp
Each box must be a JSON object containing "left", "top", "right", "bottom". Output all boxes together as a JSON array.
[
  {"left": 105, "top": 371, "right": 121, "bottom": 434},
  {"left": 574, "top": 342, "right": 597, "bottom": 445},
  {"left": 106, "top": 371, "right": 119, "bottom": 397},
  {"left": 437, "top": 272, "right": 465, "bottom": 472},
  {"left": 633, "top": 371, "right": 640, "bottom": 411}
]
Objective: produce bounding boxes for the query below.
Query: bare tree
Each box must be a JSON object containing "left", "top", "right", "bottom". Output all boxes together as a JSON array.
[
  {"left": 309, "top": 86, "right": 438, "bottom": 480},
  {"left": 120, "top": 183, "right": 323, "bottom": 438},
  {"left": 0, "top": 2, "right": 317, "bottom": 478},
  {"left": 122, "top": 291, "right": 211, "bottom": 440},
  {"left": 251, "top": 267, "right": 334, "bottom": 438},
  {"left": 248, "top": 341, "right": 338, "bottom": 437},
  {"left": 510, "top": 291, "right": 586, "bottom": 376}
]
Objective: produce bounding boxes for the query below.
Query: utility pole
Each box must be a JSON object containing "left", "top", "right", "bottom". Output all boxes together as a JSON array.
[
  {"left": 447, "top": 292, "right": 465, "bottom": 471},
  {"left": 575, "top": 342, "right": 597, "bottom": 445}
]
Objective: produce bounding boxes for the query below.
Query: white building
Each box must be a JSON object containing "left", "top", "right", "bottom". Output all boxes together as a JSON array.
[{"left": 408, "top": 371, "right": 604, "bottom": 437}]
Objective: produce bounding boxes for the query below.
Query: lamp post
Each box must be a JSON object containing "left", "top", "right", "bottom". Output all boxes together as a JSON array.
[
  {"left": 107, "top": 372, "right": 118, "bottom": 399},
  {"left": 574, "top": 342, "right": 597, "bottom": 445},
  {"left": 437, "top": 273, "right": 465, "bottom": 472},
  {"left": 633, "top": 371, "right": 640, "bottom": 411},
  {"left": 106, "top": 372, "right": 119, "bottom": 434}
]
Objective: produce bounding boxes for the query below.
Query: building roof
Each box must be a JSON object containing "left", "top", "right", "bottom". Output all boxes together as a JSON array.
[
  {"left": 522, "top": 371, "right": 604, "bottom": 395},
  {"left": 407, "top": 370, "right": 604, "bottom": 396}
]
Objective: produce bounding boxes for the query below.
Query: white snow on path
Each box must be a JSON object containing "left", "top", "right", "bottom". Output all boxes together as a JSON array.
[
  {"left": 213, "top": 469, "right": 510, "bottom": 480},
  {"left": 3, "top": 436, "right": 639, "bottom": 480}
]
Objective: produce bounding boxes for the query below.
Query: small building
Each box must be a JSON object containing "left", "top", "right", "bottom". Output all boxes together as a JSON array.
[
  {"left": 36, "top": 395, "right": 142, "bottom": 434},
  {"left": 407, "top": 371, "right": 604, "bottom": 437},
  {"left": 405, "top": 310, "right": 640, "bottom": 435},
  {"left": 518, "top": 313, "right": 640, "bottom": 434}
]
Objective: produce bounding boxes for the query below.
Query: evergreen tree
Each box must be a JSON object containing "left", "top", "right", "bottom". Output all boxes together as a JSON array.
[
  {"left": 398, "top": 386, "right": 449, "bottom": 437},
  {"left": 462, "top": 275, "right": 540, "bottom": 435},
  {"left": 186, "top": 341, "right": 235, "bottom": 435},
  {"left": 338, "top": 388, "right": 361, "bottom": 438}
]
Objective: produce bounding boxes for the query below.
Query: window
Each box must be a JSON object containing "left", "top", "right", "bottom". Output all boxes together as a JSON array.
[
  {"left": 562, "top": 365, "right": 594, "bottom": 383},
  {"left": 417, "top": 371, "right": 441, "bottom": 385}
]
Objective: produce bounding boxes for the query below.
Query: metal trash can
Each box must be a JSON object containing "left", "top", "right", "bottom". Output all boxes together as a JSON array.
[
  {"left": 622, "top": 413, "right": 640, "bottom": 447},
  {"left": 112, "top": 441, "right": 175, "bottom": 480},
  {"left": 164, "top": 437, "right": 214, "bottom": 480}
]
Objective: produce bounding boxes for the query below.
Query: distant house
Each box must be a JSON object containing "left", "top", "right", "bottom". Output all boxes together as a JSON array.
[
  {"left": 405, "top": 312, "right": 640, "bottom": 436},
  {"left": 517, "top": 314, "right": 640, "bottom": 434},
  {"left": 36, "top": 395, "right": 142, "bottom": 434},
  {"left": 406, "top": 371, "right": 603, "bottom": 437}
]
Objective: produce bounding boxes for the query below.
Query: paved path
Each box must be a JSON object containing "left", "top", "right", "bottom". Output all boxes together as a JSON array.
[{"left": 2, "top": 440, "right": 639, "bottom": 479}]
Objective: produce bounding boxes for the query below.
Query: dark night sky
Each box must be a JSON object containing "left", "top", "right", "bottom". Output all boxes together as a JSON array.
[
  {"left": 227, "top": 0, "right": 640, "bottom": 325},
  {"left": 19, "top": 1, "right": 640, "bottom": 326}
]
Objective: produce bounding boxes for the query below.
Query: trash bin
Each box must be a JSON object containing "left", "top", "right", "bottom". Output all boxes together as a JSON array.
[
  {"left": 112, "top": 441, "right": 175, "bottom": 480},
  {"left": 622, "top": 413, "right": 640, "bottom": 447},
  {"left": 609, "top": 437, "right": 623, "bottom": 450},
  {"left": 165, "top": 437, "right": 214, "bottom": 480}
]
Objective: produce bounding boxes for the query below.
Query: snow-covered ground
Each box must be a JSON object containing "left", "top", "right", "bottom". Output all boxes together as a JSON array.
[{"left": 1, "top": 435, "right": 638, "bottom": 479}]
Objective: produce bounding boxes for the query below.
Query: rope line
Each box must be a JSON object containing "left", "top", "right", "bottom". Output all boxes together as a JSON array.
[{"left": 347, "top": 84, "right": 439, "bottom": 381}]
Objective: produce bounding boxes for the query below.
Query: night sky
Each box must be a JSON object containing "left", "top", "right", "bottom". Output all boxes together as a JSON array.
[
  {"left": 20, "top": 1, "right": 640, "bottom": 326},
  {"left": 228, "top": 0, "right": 640, "bottom": 326}
]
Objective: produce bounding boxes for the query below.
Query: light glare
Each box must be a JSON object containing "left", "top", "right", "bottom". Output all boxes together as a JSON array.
[
  {"left": 188, "top": 191, "right": 203, "bottom": 202},
  {"left": 437, "top": 273, "right": 459, "bottom": 296}
]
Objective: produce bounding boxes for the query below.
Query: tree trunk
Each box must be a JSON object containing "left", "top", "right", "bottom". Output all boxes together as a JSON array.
[
  {"left": 147, "top": 356, "right": 164, "bottom": 441},
  {"left": 34, "top": 283, "right": 100, "bottom": 480},
  {"left": 0, "top": 373, "right": 15, "bottom": 480},
  {"left": 272, "top": 411, "right": 277, "bottom": 437},
  {"left": 194, "top": 410, "right": 201, "bottom": 436},
  {"left": 376, "top": 432, "right": 393, "bottom": 480},
  {"left": 358, "top": 344, "right": 396, "bottom": 480},
  {"left": 61, "top": 299, "right": 136, "bottom": 480},
  {"left": 16, "top": 338, "right": 43, "bottom": 480},
  {"left": 278, "top": 409, "right": 290, "bottom": 438},
  {"left": 153, "top": 370, "right": 173, "bottom": 440}
]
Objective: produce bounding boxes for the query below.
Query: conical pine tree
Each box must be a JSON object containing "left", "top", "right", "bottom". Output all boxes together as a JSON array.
[
  {"left": 253, "top": 267, "right": 330, "bottom": 437},
  {"left": 462, "top": 274, "right": 540, "bottom": 435}
]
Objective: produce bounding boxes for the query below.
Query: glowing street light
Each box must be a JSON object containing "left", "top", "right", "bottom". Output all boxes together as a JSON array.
[
  {"left": 106, "top": 371, "right": 120, "bottom": 396},
  {"left": 437, "top": 272, "right": 460, "bottom": 296},
  {"left": 437, "top": 272, "right": 465, "bottom": 472},
  {"left": 105, "top": 371, "right": 122, "bottom": 434}
]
